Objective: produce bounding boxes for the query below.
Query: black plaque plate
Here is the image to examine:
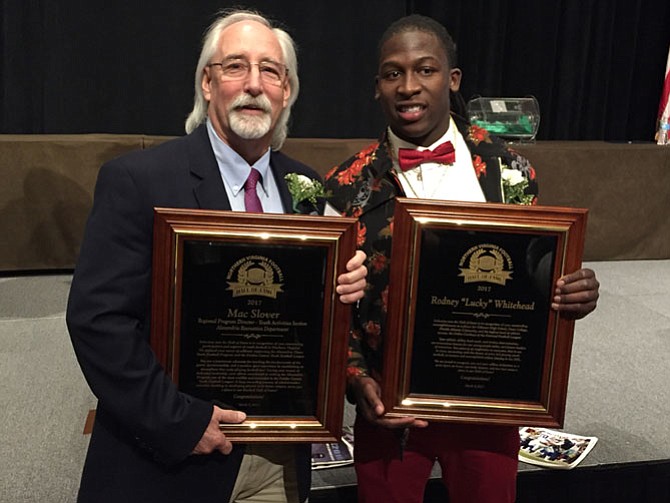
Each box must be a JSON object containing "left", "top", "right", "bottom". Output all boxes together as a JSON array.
[{"left": 178, "top": 240, "right": 325, "bottom": 417}]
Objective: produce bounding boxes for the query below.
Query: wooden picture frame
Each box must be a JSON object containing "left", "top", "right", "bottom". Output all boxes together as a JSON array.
[
  {"left": 382, "top": 199, "right": 588, "bottom": 428},
  {"left": 151, "top": 208, "right": 357, "bottom": 442}
]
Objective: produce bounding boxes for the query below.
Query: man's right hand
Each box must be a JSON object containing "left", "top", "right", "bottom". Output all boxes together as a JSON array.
[
  {"left": 352, "top": 376, "right": 428, "bottom": 429},
  {"left": 192, "top": 406, "right": 246, "bottom": 455}
]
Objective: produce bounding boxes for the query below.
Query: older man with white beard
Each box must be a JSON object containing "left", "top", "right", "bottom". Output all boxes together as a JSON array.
[
  {"left": 181, "top": 8, "right": 305, "bottom": 214},
  {"left": 66, "top": 8, "right": 367, "bottom": 503}
]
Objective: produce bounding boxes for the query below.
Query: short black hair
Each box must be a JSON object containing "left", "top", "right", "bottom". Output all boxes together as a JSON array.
[{"left": 378, "top": 14, "right": 457, "bottom": 68}]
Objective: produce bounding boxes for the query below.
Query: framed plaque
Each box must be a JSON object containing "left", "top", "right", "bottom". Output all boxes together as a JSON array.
[
  {"left": 382, "top": 199, "right": 588, "bottom": 428},
  {"left": 150, "top": 208, "right": 357, "bottom": 442}
]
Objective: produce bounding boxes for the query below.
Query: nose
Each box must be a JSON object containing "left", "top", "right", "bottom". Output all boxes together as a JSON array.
[
  {"left": 398, "top": 72, "right": 421, "bottom": 97},
  {"left": 243, "top": 64, "right": 263, "bottom": 96}
]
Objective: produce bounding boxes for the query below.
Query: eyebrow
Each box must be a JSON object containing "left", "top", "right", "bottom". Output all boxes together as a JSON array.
[
  {"left": 380, "top": 55, "right": 442, "bottom": 67},
  {"left": 220, "top": 53, "right": 283, "bottom": 65}
]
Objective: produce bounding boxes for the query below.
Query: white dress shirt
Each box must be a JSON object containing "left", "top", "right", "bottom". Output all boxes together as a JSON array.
[{"left": 389, "top": 117, "right": 486, "bottom": 203}]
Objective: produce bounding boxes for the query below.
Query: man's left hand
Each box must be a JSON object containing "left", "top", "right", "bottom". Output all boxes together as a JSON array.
[
  {"left": 336, "top": 250, "right": 367, "bottom": 304},
  {"left": 551, "top": 268, "right": 600, "bottom": 320}
]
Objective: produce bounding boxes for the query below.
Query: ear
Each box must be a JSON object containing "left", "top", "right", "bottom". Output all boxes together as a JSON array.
[
  {"left": 374, "top": 75, "right": 380, "bottom": 100},
  {"left": 201, "top": 66, "right": 213, "bottom": 102},
  {"left": 282, "top": 79, "right": 291, "bottom": 109},
  {"left": 449, "top": 67, "right": 462, "bottom": 93}
]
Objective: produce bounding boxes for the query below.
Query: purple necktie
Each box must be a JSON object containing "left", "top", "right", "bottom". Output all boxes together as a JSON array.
[{"left": 243, "top": 168, "right": 264, "bottom": 213}]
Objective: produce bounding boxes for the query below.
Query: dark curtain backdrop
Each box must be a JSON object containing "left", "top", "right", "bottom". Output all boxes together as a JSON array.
[{"left": 2, "top": 0, "right": 669, "bottom": 141}]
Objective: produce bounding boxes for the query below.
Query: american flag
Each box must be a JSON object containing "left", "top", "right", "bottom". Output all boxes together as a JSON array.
[{"left": 657, "top": 45, "right": 670, "bottom": 145}]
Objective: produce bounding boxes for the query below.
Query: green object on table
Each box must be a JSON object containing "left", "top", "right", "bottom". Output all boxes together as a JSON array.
[{"left": 472, "top": 115, "right": 534, "bottom": 136}]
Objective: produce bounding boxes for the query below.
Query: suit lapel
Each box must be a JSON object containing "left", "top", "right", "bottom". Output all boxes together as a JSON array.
[
  {"left": 357, "top": 140, "right": 402, "bottom": 216},
  {"left": 269, "top": 151, "right": 296, "bottom": 213},
  {"left": 453, "top": 114, "right": 504, "bottom": 203},
  {"left": 187, "top": 125, "right": 232, "bottom": 211}
]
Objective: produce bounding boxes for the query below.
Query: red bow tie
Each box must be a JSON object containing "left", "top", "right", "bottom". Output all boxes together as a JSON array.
[{"left": 397, "top": 141, "right": 456, "bottom": 171}]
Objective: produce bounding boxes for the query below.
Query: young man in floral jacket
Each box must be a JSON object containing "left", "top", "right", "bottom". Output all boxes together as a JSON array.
[{"left": 324, "top": 14, "right": 600, "bottom": 503}]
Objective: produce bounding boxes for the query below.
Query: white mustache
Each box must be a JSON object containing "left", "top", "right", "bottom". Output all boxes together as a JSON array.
[{"left": 229, "top": 94, "right": 272, "bottom": 114}]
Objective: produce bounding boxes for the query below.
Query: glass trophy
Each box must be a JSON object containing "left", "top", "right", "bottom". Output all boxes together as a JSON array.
[{"left": 467, "top": 96, "right": 540, "bottom": 142}]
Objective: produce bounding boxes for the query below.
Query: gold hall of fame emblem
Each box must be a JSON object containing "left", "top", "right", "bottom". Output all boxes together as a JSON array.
[
  {"left": 226, "top": 255, "right": 284, "bottom": 298},
  {"left": 458, "top": 244, "right": 513, "bottom": 286}
]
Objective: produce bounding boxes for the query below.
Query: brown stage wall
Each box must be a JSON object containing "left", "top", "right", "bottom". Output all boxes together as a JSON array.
[{"left": 1, "top": 135, "right": 668, "bottom": 271}]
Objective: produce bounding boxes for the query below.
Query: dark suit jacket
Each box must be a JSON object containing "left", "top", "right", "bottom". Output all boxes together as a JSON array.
[{"left": 66, "top": 124, "right": 318, "bottom": 503}]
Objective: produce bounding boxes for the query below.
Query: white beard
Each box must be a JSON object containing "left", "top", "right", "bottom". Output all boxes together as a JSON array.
[
  {"left": 229, "top": 112, "right": 272, "bottom": 139},
  {"left": 227, "top": 94, "right": 273, "bottom": 140}
]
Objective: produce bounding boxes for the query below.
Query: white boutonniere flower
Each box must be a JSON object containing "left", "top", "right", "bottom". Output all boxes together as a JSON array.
[
  {"left": 284, "top": 173, "right": 329, "bottom": 213},
  {"left": 501, "top": 165, "right": 534, "bottom": 205}
]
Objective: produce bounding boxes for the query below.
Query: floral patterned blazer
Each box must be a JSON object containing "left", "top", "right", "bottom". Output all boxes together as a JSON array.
[{"left": 324, "top": 114, "right": 538, "bottom": 387}]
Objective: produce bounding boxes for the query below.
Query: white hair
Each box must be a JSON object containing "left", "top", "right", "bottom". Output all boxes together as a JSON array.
[{"left": 184, "top": 9, "right": 299, "bottom": 151}]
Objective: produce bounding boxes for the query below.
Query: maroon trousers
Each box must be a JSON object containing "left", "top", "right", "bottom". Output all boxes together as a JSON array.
[{"left": 353, "top": 416, "right": 520, "bottom": 503}]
